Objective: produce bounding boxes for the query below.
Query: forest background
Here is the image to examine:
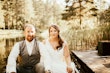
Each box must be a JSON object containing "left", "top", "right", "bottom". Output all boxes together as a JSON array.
[{"left": 0, "top": 0, "right": 110, "bottom": 50}]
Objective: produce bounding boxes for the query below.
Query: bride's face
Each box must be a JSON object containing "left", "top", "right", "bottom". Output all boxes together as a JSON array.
[{"left": 49, "top": 27, "right": 59, "bottom": 39}]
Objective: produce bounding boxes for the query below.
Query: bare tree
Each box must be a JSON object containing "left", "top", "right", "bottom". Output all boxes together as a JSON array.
[{"left": 0, "top": 1, "right": 5, "bottom": 29}]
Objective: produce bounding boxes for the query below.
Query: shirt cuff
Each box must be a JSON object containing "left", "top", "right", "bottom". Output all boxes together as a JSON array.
[{"left": 6, "top": 65, "right": 16, "bottom": 73}]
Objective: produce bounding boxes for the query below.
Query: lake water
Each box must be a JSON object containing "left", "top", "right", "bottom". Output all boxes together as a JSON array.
[{"left": 0, "top": 37, "right": 24, "bottom": 73}]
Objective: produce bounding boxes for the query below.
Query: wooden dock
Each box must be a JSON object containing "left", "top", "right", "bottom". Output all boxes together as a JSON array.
[{"left": 72, "top": 50, "right": 110, "bottom": 73}]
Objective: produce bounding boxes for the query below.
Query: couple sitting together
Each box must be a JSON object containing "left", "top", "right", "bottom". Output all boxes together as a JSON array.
[{"left": 6, "top": 24, "right": 79, "bottom": 73}]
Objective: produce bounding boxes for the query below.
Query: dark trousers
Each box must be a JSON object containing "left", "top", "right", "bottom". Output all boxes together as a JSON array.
[{"left": 17, "top": 63, "right": 45, "bottom": 73}]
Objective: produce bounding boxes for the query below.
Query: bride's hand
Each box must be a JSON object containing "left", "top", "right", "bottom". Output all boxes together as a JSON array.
[{"left": 67, "top": 66, "right": 73, "bottom": 73}]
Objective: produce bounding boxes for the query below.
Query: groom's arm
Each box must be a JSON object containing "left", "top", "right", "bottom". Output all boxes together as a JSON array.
[{"left": 6, "top": 42, "right": 20, "bottom": 73}]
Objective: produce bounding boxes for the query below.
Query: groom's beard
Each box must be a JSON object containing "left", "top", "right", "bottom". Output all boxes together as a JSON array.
[{"left": 26, "top": 35, "right": 35, "bottom": 42}]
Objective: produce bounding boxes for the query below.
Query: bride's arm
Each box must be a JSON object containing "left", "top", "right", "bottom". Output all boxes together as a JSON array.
[
  {"left": 63, "top": 42, "right": 73, "bottom": 73},
  {"left": 41, "top": 40, "right": 52, "bottom": 73}
]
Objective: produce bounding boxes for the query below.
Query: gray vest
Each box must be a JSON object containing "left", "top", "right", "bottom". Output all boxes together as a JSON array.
[{"left": 18, "top": 39, "right": 40, "bottom": 67}]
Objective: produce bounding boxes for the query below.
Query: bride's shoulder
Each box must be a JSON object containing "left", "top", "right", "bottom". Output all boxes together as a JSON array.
[
  {"left": 63, "top": 40, "right": 68, "bottom": 47},
  {"left": 63, "top": 40, "right": 67, "bottom": 44}
]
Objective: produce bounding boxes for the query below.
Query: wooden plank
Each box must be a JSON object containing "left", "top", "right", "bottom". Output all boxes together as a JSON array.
[{"left": 72, "top": 50, "right": 110, "bottom": 73}]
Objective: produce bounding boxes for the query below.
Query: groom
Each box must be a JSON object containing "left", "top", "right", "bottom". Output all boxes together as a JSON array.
[{"left": 6, "top": 24, "right": 51, "bottom": 73}]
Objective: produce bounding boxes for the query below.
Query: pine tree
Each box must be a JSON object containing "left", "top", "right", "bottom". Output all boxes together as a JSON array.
[{"left": 62, "top": 0, "right": 98, "bottom": 29}]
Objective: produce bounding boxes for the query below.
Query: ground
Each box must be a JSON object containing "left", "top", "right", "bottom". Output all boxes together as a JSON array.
[{"left": 73, "top": 50, "right": 110, "bottom": 73}]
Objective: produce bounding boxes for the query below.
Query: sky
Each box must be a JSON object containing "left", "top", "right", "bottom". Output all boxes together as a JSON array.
[
  {"left": 42, "top": 0, "right": 66, "bottom": 6},
  {"left": 104, "top": 0, "right": 110, "bottom": 4},
  {"left": 57, "top": 0, "right": 110, "bottom": 10},
  {"left": 57, "top": 0, "right": 110, "bottom": 5},
  {"left": 56, "top": 0, "right": 66, "bottom": 5},
  {"left": 94, "top": 0, "right": 110, "bottom": 10},
  {"left": 42, "top": 0, "right": 110, "bottom": 10}
]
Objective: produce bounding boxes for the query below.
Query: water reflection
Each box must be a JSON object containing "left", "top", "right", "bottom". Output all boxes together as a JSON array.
[{"left": 0, "top": 37, "right": 24, "bottom": 73}]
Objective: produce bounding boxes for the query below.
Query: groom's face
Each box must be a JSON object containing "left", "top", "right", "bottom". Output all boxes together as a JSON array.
[{"left": 24, "top": 26, "right": 36, "bottom": 42}]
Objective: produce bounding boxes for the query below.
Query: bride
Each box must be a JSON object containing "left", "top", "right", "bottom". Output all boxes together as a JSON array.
[{"left": 43, "top": 25, "right": 79, "bottom": 73}]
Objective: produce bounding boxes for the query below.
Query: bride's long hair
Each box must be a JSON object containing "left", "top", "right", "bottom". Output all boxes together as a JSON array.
[{"left": 49, "top": 25, "right": 64, "bottom": 49}]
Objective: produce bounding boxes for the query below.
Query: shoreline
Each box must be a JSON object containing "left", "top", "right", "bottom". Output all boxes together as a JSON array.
[{"left": 0, "top": 30, "right": 23, "bottom": 39}]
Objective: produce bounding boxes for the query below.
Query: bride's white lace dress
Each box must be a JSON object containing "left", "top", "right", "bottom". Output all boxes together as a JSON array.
[{"left": 44, "top": 39, "right": 78, "bottom": 73}]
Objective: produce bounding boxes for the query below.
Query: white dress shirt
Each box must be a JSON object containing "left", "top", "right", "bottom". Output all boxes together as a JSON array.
[{"left": 6, "top": 39, "right": 51, "bottom": 73}]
